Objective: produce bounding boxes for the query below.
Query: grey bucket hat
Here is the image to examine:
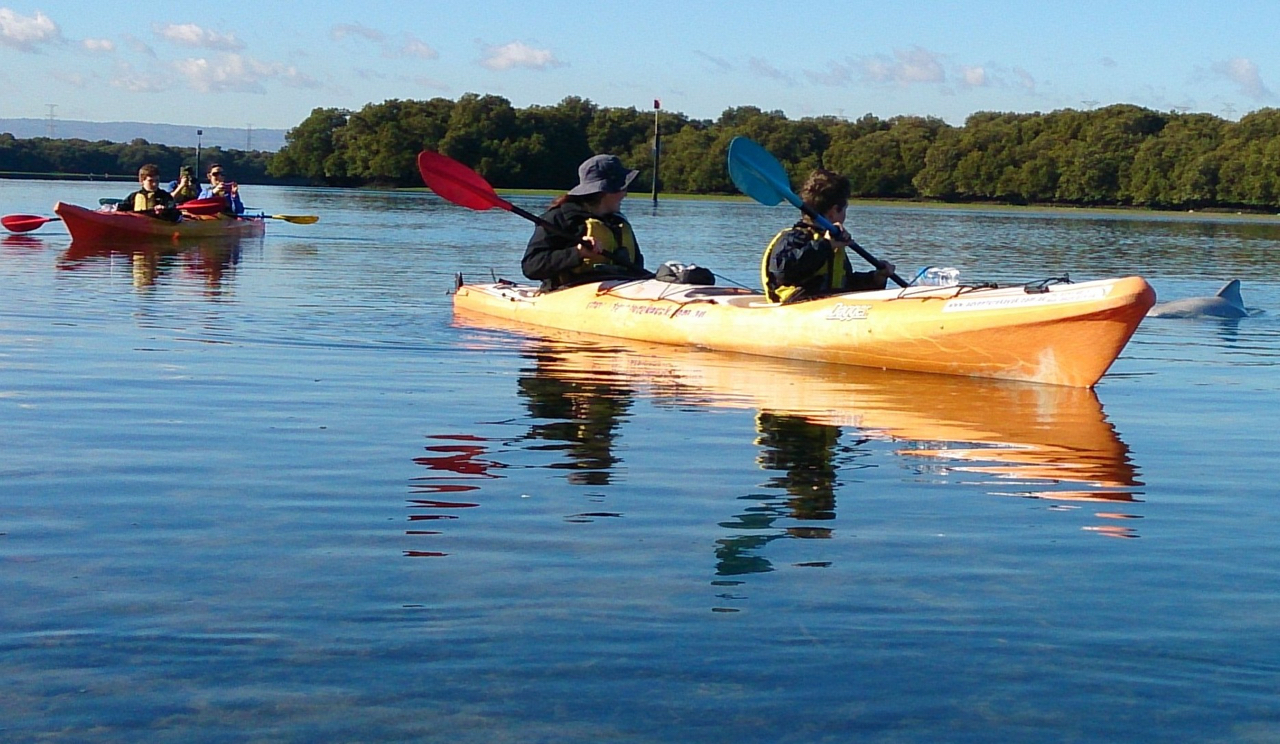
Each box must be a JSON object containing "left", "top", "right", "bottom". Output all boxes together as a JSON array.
[{"left": 567, "top": 154, "right": 639, "bottom": 196}]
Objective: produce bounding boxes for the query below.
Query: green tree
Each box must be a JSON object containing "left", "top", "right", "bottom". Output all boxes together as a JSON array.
[{"left": 269, "top": 107, "right": 350, "bottom": 183}]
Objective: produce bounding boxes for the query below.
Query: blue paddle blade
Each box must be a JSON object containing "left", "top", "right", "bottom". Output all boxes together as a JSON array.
[{"left": 727, "top": 136, "right": 798, "bottom": 208}]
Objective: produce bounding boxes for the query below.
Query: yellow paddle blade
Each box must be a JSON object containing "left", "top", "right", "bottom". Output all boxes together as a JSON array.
[{"left": 270, "top": 214, "right": 319, "bottom": 224}]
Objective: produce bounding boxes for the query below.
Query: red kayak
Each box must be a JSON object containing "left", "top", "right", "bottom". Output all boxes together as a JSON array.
[{"left": 54, "top": 201, "right": 265, "bottom": 242}]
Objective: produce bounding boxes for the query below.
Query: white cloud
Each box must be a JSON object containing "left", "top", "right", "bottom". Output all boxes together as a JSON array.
[
  {"left": 154, "top": 22, "right": 243, "bottom": 51},
  {"left": 0, "top": 8, "right": 60, "bottom": 52},
  {"left": 1211, "top": 57, "right": 1272, "bottom": 100},
  {"left": 401, "top": 34, "right": 438, "bottom": 60},
  {"left": 279, "top": 65, "right": 322, "bottom": 89},
  {"left": 82, "top": 38, "right": 115, "bottom": 54},
  {"left": 154, "top": 23, "right": 243, "bottom": 51},
  {"left": 479, "top": 41, "right": 563, "bottom": 71},
  {"left": 958, "top": 65, "right": 987, "bottom": 88},
  {"left": 1013, "top": 67, "right": 1036, "bottom": 92},
  {"left": 331, "top": 23, "right": 385, "bottom": 43},
  {"left": 804, "top": 60, "right": 854, "bottom": 87},
  {"left": 694, "top": 50, "right": 733, "bottom": 73},
  {"left": 805, "top": 47, "right": 947, "bottom": 88},
  {"left": 411, "top": 75, "right": 450, "bottom": 91},
  {"left": 332, "top": 24, "right": 438, "bottom": 62},
  {"left": 859, "top": 46, "right": 946, "bottom": 85},
  {"left": 109, "top": 61, "right": 171, "bottom": 93},
  {"left": 173, "top": 53, "right": 321, "bottom": 94},
  {"left": 52, "top": 70, "right": 92, "bottom": 87},
  {"left": 175, "top": 54, "right": 268, "bottom": 93},
  {"left": 748, "top": 57, "right": 796, "bottom": 85},
  {"left": 123, "top": 33, "right": 155, "bottom": 57}
]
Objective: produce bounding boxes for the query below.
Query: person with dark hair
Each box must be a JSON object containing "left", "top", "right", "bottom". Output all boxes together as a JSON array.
[
  {"left": 522, "top": 154, "right": 651, "bottom": 292},
  {"left": 198, "top": 163, "right": 245, "bottom": 215},
  {"left": 116, "top": 163, "right": 179, "bottom": 222},
  {"left": 761, "top": 169, "right": 895, "bottom": 303}
]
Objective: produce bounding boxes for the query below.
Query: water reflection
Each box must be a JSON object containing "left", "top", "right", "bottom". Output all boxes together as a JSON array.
[
  {"left": 516, "top": 345, "right": 635, "bottom": 487},
  {"left": 405, "top": 434, "right": 499, "bottom": 557},
  {"left": 715, "top": 412, "right": 853, "bottom": 577},
  {"left": 2, "top": 234, "right": 45, "bottom": 250},
  {"left": 57, "top": 239, "right": 245, "bottom": 293},
  {"left": 438, "top": 312, "right": 1146, "bottom": 580}
]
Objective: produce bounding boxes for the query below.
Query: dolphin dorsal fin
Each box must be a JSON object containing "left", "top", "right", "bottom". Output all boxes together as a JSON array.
[{"left": 1216, "top": 279, "right": 1245, "bottom": 310}]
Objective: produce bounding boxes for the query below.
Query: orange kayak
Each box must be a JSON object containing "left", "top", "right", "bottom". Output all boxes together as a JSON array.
[
  {"left": 452, "top": 275, "right": 1156, "bottom": 388},
  {"left": 54, "top": 201, "right": 265, "bottom": 242}
]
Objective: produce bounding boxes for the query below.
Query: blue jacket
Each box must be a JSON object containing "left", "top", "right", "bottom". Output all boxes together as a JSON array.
[{"left": 197, "top": 184, "right": 245, "bottom": 214}]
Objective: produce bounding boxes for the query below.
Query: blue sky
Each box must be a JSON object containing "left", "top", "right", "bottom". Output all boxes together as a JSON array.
[{"left": 1, "top": 1, "right": 1276, "bottom": 132}]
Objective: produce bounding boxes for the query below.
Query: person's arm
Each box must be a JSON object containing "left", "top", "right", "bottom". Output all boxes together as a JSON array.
[
  {"left": 154, "top": 190, "right": 180, "bottom": 220},
  {"left": 521, "top": 210, "right": 586, "bottom": 280},
  {"left": 227, "top": 187, "right": 244, "bottom": 215},
  {"left": 842, "top": 255, "right": 896, "bottom": 291},
  {"left": 115, "top": 191, "right": 139, "bottom": 213},
  {"left": 768, "top": 227, "right": 835, "bottom": 285}
]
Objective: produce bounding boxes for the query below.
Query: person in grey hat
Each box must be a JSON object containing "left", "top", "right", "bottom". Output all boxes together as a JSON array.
[{"left": 522, "top": 154, "right": 652, "bottom": 291}]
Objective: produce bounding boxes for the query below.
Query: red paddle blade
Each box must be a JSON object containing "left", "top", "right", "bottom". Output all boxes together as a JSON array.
[
  {"left": 417, "top": 151, "right": 512, "bottom": 212},
  {"left": 2, "top": 214, "right": 57, "bottom": 233},
  {"left": 179, "top": 197, "right": 228, "bottom": 216}
]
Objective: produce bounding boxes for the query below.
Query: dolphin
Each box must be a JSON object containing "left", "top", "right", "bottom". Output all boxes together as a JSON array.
[{"left": 1147, "top": 279, "right": 1249, "bottom": 319}]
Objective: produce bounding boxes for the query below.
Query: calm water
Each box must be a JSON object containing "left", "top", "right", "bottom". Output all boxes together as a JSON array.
[{"left": 2, "top": 181, "right": 1278, "bottom": 743}]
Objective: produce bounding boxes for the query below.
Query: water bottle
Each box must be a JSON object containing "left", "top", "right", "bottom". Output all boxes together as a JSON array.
[{"left": 916, "top": 266, "right": 960, "bottom": 287}]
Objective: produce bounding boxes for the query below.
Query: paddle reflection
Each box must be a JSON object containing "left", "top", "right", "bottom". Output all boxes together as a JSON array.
[
  {"left": 2, "top": 234, "right": 45, "bottom": 250},
  {"left": 405, "top": 434, "right": 501, "bottom": 557},
  {"left": 57, "top": 239, "right": 245, "bottom": 293}
]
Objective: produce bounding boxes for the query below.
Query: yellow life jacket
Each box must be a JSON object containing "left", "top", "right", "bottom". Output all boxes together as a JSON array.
[
  {"left": 572, "top": 217, "right": 640, "bottom": 275},
  {"left": 760, "top": 225, "right": 848, "bottom": 303},
  {"left": 131, "top": 190, "right": 162, "bottom": 212}
]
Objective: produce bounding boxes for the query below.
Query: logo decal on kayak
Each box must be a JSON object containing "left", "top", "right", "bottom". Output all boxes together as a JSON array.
[
  {"left": 942, "top": 286, "right": 1111, "bottom": 312},
  {"left": 826, "top": 303, "right": 870, "bottom": 321}
]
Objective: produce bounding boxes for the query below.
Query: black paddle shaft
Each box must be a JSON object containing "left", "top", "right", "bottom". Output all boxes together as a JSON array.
[{"left": 799, "top": 203, "right": 908, "bottom": 288}]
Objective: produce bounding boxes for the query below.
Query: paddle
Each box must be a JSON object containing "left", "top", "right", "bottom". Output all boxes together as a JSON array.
[
  {"left": 179, "top": 197, "right": 231, "bottom": 215},
  {"left": 245, "top": 212, "right": 319, "bottom": 224},
  {"left": 727, "top": 136, "right": 908, "bottom": 288},
  {"left": 416, "top": 150, "right": 651, "bottom": 277},
  {"left": 2, "top": 214, "right": 61, "bottom": 233},
  {"left": 418, "top": 150, "right": 560, "bottom": 225}
]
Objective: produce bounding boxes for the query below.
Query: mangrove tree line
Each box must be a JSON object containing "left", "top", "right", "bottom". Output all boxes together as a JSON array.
[
  {"left": 269, "top": 94, "right": 1280, "bottom": 211},
  {"left": 0, "top": 133, "right": 276, "bottom": 183}
]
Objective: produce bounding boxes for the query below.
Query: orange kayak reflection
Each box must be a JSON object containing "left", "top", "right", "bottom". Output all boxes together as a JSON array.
[{"left": 455, "top": 307, "right": 1142, "bottom": 503}]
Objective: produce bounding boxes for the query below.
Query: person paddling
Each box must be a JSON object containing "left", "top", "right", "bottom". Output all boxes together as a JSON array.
[
  {"left": 761, "top": 169, "right": 895, "bottom": 304},
  {"left": 521, "top": 154, "right": 651, "bottom": 292}
]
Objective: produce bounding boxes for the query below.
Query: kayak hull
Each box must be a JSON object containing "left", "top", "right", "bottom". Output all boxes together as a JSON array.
[
  {"left": 54, "top": 201, "right": 265, "bottom": 242},
  {"left": 452, "top": 276, "right": 1156, "bottom": 388}
]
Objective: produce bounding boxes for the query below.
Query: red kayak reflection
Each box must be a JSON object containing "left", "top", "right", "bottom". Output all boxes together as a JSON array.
[{"left": 57, "top": 238, "right": 244, "bottom": 292}]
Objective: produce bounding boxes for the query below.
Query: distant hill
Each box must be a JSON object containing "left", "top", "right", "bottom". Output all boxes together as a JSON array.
[{"left": 0, "top": 119, "right": 287, "bottom": 152}]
